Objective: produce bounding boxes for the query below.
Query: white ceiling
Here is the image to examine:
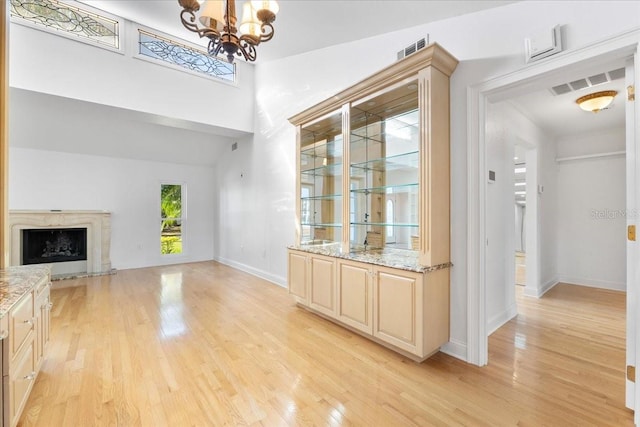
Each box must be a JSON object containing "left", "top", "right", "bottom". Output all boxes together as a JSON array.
[
  {"left": 507, "top": 61, "right": 627, "bottom": 139},
  {"left": 79, "top": 0, "right": 518, "bottom": 62}
]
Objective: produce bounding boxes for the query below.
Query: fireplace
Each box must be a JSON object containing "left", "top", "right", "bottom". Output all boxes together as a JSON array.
[
  {"left": 9, "top": 210, "right": 112, "bottom": 278},
  {"left": 22, "top": 228, "right": 88, "bottom": 265}
]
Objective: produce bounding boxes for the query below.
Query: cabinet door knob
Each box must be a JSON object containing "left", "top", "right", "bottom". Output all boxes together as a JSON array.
[
  {"left": 0, "top": 330, "right": 7, "bottom": 340},
  {"left": 47, "top": 303, "right": 53, "bottom": 309},
  {"left": 23, "top": 318, "right": 35, "bottom": 327},
  {"left": 23, "top": 371, "right": 36, "bottom": 381}
]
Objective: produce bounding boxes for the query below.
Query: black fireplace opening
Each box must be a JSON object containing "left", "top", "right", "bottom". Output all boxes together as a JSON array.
[{"left": 22, "top": 228, "right": 88, "bottom": 265}]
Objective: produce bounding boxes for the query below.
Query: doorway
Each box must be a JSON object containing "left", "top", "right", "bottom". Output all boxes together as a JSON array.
[{"left": 466, "top": 32, "right": 640, "bottom": 416}]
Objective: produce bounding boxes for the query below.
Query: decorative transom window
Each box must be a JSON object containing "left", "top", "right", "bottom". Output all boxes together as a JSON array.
[
  {"left": 10, "top": 0, "right": 120, "bottom": 49},
  {"left": 138, "top": 29, "right": 236, "bottom": 83}
]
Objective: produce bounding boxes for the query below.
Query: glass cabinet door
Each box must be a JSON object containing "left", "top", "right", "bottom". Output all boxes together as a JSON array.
[
  {"left": 299, "top": 110, "right": 343, "bottom": 246},
  {"left": 349, "top": 81, "right": 419, "bottom": 252}
]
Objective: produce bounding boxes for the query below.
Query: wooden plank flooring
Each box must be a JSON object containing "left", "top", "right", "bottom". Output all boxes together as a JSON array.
[{"left": 18, "top": 262, "right": 634, "bottom": 426}]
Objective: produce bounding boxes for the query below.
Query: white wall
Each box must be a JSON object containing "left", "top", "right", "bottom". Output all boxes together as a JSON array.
[
  {"left": 213, "top": 1, "right": 640, "bottom": 359},
  {"left": 485, "top": 102, "right": 518, "bottom": 334},
  {"left": 556, "top": 128, "right": 626, "bottom": 290},
  {"left": 9, "top": 20, "right": 255, "bottom": 134},
  {"left": 9, "top": 148, "right": 215, "bottom": 270}
]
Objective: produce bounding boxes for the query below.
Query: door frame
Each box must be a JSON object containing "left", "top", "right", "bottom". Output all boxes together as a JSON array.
[{"left": 466, "top": 28, "right": 640, "bottom": 376}]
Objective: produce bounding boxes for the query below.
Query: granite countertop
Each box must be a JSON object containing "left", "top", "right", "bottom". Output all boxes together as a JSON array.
[
  {"left": 288, "top": 244, "right": 452, "bottom": 273},
  {"left": 0, "top": 265, "right": 51, "bottom": 318}
]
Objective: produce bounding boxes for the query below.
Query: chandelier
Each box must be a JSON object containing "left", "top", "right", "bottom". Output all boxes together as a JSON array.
[{"left": 178, "top": 0, "right": 279, "bottom": 63}]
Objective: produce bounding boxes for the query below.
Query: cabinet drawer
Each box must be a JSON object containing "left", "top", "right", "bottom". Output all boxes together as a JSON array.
[
  {"left": 9, "top": 292, "right": 35, "bottom": 361},
  {"left": 7, "top": 338, "right": 36, "bottom": 427}
]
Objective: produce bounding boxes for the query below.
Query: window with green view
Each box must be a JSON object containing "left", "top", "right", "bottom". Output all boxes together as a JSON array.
[{"left": 161, "top": 184, "right": 183, "bottom": 255}]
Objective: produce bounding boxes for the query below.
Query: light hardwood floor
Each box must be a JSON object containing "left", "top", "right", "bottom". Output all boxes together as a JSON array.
[{"left": 18, "top": 262, "right": 633, "bottom": 426}]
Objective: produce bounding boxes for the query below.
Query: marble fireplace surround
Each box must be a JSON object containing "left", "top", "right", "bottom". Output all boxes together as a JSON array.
[{"left": 9, "top": 210, "right": 112, "bottom": 276}]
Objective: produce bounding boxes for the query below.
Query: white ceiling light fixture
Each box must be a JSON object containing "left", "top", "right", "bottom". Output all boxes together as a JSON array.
[
  {"left": 576, "top": 90, "right": 618, "bottom": 113},
  {"left": 178, "top": 0, "right": 279, "bottom": 63}
]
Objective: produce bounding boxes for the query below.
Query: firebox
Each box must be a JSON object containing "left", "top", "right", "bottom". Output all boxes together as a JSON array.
[{"left": 22, "top": 228, "right": 88, "bottom": 265}]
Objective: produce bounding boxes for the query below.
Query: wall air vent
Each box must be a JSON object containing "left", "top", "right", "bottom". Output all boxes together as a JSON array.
[
  {"left": 397, "top": 36, "right": 429, "bottom": 61},
  {"left": 549, "top": 67, "right": 626, "bottom": 96}
]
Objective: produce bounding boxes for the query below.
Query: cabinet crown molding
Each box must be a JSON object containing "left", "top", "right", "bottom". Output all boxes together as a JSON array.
[{"left": 289, "top": 43, "right": 458, "bottom": 127}]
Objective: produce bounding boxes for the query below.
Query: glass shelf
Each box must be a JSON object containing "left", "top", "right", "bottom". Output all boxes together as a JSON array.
[
  {"left": 301, "top": 223, "right": 343, "bottom": 228},
  {"left": 350, "top": 151, "right": 419, "bottom": 173},
  {"left": 350, "top": 183, "right": 418, "bottom": 194},
  {"left": 350, "top": 222, "right": 418, "bottom": 227},
  {"left": 299, "top": 109, "right": 344, "bottom": 246},
  {"left": 301, "top": 163, "right": 342, "bottom": 176},
  {"left": 301, "top": 194, "right": 341, "bottom": 201},
  {"left": 348, "top": 82, "right": 420, "bottom": 253}
]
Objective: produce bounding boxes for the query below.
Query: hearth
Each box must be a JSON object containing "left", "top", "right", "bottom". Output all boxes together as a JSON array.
[{"left": 22, "top": 228, "right": 88, "bottom": 265}]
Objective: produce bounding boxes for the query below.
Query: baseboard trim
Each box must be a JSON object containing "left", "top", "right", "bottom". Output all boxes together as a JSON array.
[
  {"left": 214, "top": 256, "right": 287, "bottom": 288},
  {"left": 440, "top": 338, "right": 467, "bottom": 362},
  {"left": 523, "top": 278, "right": 559, "bottom": 298},
  {"left": 487, "top": 302, "right": 518, "bottom": 335},
  {"left": 556, "top": 276, "right": 625, "bottom": 292}
]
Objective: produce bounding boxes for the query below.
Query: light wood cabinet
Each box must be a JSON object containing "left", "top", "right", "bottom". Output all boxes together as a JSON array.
[
  {"left": 287, "top": 250, "right": 337, "bottom": 317},
  {"left": 309, "top": 255, "right": 336, "bottom": 317},
  {"left": 373, "top": 267, "right": 422, "bottom": 354},
  {"left": 2, "top": 271, "right": 51, "bottom": 427},
  {"left": 35, "top": 279, "right": 51, "bottom": 371},
  {"left": 287, "top": 250, "right": 308, "bottom": 304},
  {"left": 336, "top": 260, "right": 372, "bottom": 335},
  {"left": 287, "top": 44, "right": 456, "bottom": 361}
]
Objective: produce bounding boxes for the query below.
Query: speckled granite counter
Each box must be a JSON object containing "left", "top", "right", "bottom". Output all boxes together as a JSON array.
[
  {"left": 0, "top": 265, "right": 51, "bottom": 318},
  {"left": 288, "top": 245, "right": 452, "bottom": 273}
]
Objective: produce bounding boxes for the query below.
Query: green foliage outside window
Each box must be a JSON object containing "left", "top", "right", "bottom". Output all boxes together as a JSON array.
[{"left": 161, "top": 184, "right": 183, "bottom": 254}]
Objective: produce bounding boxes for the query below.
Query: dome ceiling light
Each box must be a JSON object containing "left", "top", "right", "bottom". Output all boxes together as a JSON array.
[{"left": 575, "top": 90, "right": 618, "bottom": 113}]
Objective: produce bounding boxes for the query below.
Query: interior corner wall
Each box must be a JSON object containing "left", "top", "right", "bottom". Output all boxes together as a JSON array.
[
  {"left": 224, "top": 0, "right": 639, "bottom": 360},
  {"left": 556, "top": 128, "right": 626, "bottom": 290},
  {"left": 9, "top": 147, "right": 215, "bottom": 270},
  {"left": 485, "top": 102, "right": 517, "bottom": 334},
  {"left": 212, "top": 134, "right": 292, "bottom": 287}
]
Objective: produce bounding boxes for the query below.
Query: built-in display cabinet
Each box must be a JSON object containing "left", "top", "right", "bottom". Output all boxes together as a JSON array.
[{"left": 288, "top": 44, "right": 458, "bottom": 361}]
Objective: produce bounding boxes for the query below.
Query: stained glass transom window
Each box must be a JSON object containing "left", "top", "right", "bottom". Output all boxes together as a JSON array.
[
  {"left": 10, "top": 0, "right": 120, "bottom": 49},
  {"left": 138, "top": 30, "right": 235, "bottom": 83}
]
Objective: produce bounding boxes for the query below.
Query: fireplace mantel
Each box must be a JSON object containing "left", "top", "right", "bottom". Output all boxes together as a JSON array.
[{"left": 9, "top": 210, "right": 111, "bottom": 276}]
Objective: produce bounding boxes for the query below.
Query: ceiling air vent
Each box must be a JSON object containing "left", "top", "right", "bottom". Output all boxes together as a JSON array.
[
  {"left": 551, "top": 83, "right": 572, "bottom": 95},
  {"left": 549, "top": 67, "right": 626, "bottom": 96},
  {"left": 397, "top": 36, "right": 429, "bottom": 61}
]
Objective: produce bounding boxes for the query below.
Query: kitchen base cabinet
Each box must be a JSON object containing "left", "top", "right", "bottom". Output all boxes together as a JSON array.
[{"left": 0, "top": 267, "right": 51, "bottom": 427}]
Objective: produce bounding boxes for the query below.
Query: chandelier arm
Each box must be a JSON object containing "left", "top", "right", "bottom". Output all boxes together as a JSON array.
[
  {"left": 180, "top": 8, "right": 221, "bottom": 41},
  {"left": 237, "top": 40, "right": 257, "bottom": 61},
  {"left": 259, "top": 23, "right": 275, "bottom": 43}
]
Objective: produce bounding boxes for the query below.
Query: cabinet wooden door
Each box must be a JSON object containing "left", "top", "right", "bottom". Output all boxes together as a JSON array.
[
  {"left": 337, "top": 261, "right": 372, "bottom": 334},
  {"left": 309, "top": 256, "right": 336, "bottom": 317},
  {"left": 35, "top": 283, "right": 50, "bottom": 371},
  {"left": 288, "top": 251, "right": 308, "bottom": 303},
  {"left": 373, "top": 267, "right": 423, "bottom": 355}
]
